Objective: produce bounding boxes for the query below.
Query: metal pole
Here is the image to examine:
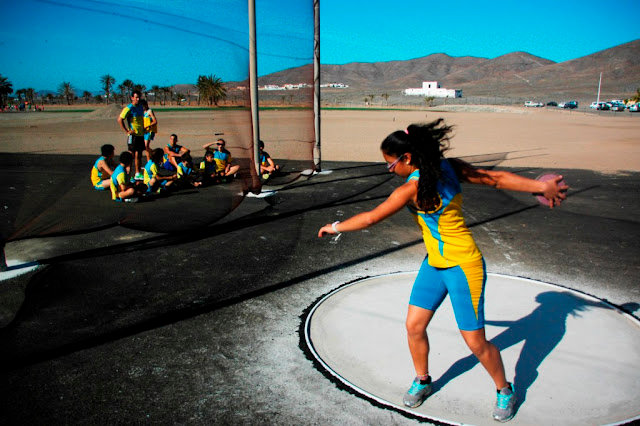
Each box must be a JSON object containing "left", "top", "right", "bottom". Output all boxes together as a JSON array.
[
  {"left": 313, "top": 0, "right": 321, "bottom": 172},
  {"left": 249, "top": 0, "right": 260, "bottom": 178},
  {"left": 596, "top": 72, "right": 602, "bottom": 104}
]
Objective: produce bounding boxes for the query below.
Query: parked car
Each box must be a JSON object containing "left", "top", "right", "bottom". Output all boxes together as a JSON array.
[
  {"left": 546, "top": 101, "right": 558, "bottom": 107},
  {"left": 524, "top": 100, "right": 543, "bottom": 107},
  {"left": 559, "top": 101, "right": 578, "bottom": 109},
  {"left": 629, "top": 104, "right": 640, "bottom": 112},
  {"left": 590, "top": 101, "right": 609, "bottom": 110},
  {"left": 610, "top": 103, "right": 626, "bottom": 111}
]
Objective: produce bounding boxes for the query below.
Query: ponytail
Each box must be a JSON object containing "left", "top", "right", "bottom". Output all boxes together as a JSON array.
[{"left": 381, "top": 119, "right": 453, "bottom": 211}]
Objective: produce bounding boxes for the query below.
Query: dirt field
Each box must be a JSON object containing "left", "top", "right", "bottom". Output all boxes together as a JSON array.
[{"left": 1, "top": 105, "right": 638, "bottom": 173}]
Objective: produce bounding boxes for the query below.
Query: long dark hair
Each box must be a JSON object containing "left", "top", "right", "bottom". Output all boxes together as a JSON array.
[{"left": 380, "top": 119, "right": 453, "bottom": 211}]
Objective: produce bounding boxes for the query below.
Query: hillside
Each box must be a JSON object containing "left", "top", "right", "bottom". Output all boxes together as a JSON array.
[{"left": 253, "top": 39, "right": 640, "bottom": 103}]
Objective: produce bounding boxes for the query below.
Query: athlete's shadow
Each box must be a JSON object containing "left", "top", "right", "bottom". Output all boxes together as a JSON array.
[{"left": 431, "top": 291, "right": 607, "bottom": 412}]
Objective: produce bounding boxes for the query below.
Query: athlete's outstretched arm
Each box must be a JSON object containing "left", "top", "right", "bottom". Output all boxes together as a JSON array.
[
  {"left": 318, "top": 181, "right": 416, "bottom": 237},
  {"left": 450, "top": 158, "right": 568, "bottom": 208}
]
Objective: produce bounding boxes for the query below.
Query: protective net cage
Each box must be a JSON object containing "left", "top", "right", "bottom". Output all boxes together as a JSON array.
[{"left": 0, "top": 0, "right": 316, "bottom": 264}]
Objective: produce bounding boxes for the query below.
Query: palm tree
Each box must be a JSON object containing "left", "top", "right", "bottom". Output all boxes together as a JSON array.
[
  {"left": 196, "top": 75, "right": 227, "bottom": 106},
  {"left": 0, "top": 75, "right": 14, "bottom": 109},
  {"left": 117, "top": 83, "right": 126, "bottom": 105},
  {"left": 368, "top": 94, "right": 376, "bottom": 105},
  {"left": 121, "top": 79, "right": 134, "bottom": 98},
  {"left": 82, "top": 91, "right": 92, "bottom": 104},
  {"left": 15, "top": 88, "right": 26, "bottom": 103},
  {"left": 25, "top": 88, "right": 36, "bottom": 107},
  {"left": 151, "top": 85, "right": 160, "bottom": 105},
  {"left": 100, "top": 74, "right": 115, "bottom": 104},
  {"left": 381, "top": 93, "right": 390, "bottom": 106},
  {"left": 58, "top": 81, "right": 75, "bottom": 105}
]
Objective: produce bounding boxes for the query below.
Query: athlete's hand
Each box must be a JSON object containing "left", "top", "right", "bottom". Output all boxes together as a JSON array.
[
  {"left": 543, "top": 175, "right": 569, "bottom": 208},
  {"left": 318, "top": 224, "right": 337, "bottom": 238}
]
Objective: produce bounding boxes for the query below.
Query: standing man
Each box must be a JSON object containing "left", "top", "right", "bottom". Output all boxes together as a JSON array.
[{"left": 117, "top": 90, "right": 145, "bottom": 180}]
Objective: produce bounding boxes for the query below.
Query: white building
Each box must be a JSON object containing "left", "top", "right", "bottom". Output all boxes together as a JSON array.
[{"left": 403, "top": 81, "right": 461, "bottom": 98}]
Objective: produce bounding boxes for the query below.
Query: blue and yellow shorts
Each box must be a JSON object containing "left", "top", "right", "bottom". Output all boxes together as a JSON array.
[
  {"left": 93, "top": 183, "right": 107, "bottom": 191},
  {"left": 409, "top": 256, "right": 487, "bottom": 330}
]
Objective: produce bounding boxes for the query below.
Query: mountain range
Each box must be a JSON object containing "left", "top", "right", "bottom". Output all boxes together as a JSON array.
[{"left": 258, "top": 39, "right": 640, "bottom": 101}]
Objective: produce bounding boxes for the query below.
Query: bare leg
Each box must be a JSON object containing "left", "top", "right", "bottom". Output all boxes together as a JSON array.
[
  {"left": 406, "top": 305, "right": 435, "bottom": 376},
  {"left": 460, "top": 328, "right": 508, "bottom": 389}
]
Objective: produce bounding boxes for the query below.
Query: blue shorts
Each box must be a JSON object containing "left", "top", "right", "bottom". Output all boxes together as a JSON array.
[
  {"left": 93, "top": 183, "right": 106, "bottom": 191},
  {"left": 144, "top": 132, "right": 155, "bottom": 142},
  {"left": 409, "top": 256, "right": 487, "bottom": 330},
  {"left": 162, "top": 160, "right": 177, "bottom": 172}
]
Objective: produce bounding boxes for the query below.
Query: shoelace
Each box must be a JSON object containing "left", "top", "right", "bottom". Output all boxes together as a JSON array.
[{"left": 496, "top": 392, "right": 513, "bottom": 409}]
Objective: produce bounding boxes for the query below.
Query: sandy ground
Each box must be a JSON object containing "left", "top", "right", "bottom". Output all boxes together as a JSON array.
[{"left": 1, "top": 105, "right": 638, "bottom": 173}]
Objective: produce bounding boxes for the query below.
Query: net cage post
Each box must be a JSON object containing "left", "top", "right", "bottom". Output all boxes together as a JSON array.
[
  {"left": 249, "top": 0, "right": 261, "bottom": 182},
  {"left": 313, "top": 0, "right": 321, "bottom": 172}
]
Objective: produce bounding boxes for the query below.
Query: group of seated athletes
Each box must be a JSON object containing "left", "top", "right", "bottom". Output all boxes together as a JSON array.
[{"left": 90, "top": 134, "right": 280, "bottom": 202}]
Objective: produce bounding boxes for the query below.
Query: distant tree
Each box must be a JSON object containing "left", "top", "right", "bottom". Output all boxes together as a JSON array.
[
  {"left": 631, "top": 88, "right": 640, "bottom": 103},
  {"left": 15, "top": 88, "right": 26, "bottom": 103},
  {"left": 161, "top": 86, "right": 171, "bottom": 105},
  {"left": 117, "top": 83, "right": 126, "bottom": 105},
  {"left": 0, "top": 75, "right": 13, "bottom": 109},
  {"left": 45, "top": 93, "right": 54, "bottom": 104},
  {"left": 58, "top": 81, "right": 75, "bottom": 105},
  {"left": 363, "top": 96, "right": 369, "bottom": 106},
  {"left": 381, "top": 93, "right": 389, "bottom": 106},
  {"left": 100, "top": 74, "right": 115, "bottom": 104},
  {"left": 121, "top": 79, "right": 134, "bottom": 98},
  {"left": 197, "top": 74, "right": 227, "bottom": 106},
  {"left": 82, "top": 90, "right": 92, "bottom": 104},
  {"left": 151, "top": 85, "right": 160, "bottom": 105},
  {"left": 93, "top": 94, "right": 104, "bottom": 104},
  {"left": 424, "top": 96, "right": 435, "bottom": 107},
  {"left": 368, "top": 94, "right": 376, "bottom": 105},
  {"left": 25, "top": 88, "right": 36, "bottom": 105}
]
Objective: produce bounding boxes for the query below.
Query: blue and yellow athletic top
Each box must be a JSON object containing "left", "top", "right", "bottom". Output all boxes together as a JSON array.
[
  {"left": 144, "top": 109, "right": 157, "bottom": 133},
  {"left": 164, "top": 143, "right": 183, "bottom": 163},
  {"left": 260, "top": 151, "right": 270, "bottom": 167},
  {"left": 211, "top": 150, "right": 231, "bottom": 173},
  {"left": 119, "top": 103, "right": 145, "bottom": 136},
  {"left": 199, "top": 159, "right": 217, "bottom": 175},
  {"left": 91, "top": 156, "right": 106, "bottom": 186},
  {"left": 406, "top": 160, "right": 482, "bottom": 268},
  {"left": 143, "top": 160, "right": 159, "bottom": 185},
  {"left": 110, "top": 164, "right": 130, "bottom": 200},
  {"left": 177, "top": 162, "right": 192, "bottom": 179}
]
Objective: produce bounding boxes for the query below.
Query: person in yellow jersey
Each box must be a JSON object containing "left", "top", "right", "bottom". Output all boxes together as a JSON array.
[
  {"left": 110, "top": 151, "right": 144, "bottom": 202},
  {"left": 117, "top": 90, "right": 145, "bottom": 180},
  {"left": 141, "top": 99, "right": 158, "bottom": 161},
  {"left": 318, "top": 120, "right": 568, "bottom": 423},
  {"left": 143, "top": 148, "right": 175, "bottom": 194},
  {"left": 90, "top": 144, "right": 115, "bottom": 190},
  {"left": 202, "top": 138, "right": 240, "bottom": 180}
]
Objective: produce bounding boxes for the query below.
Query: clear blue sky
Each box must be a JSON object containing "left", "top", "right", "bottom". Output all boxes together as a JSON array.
[{"left": 1, "top": 0, "right": 638, "bottom": 93}]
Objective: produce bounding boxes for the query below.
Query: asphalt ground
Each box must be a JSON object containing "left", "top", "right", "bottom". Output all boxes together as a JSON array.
[{"left": 1, "top": 158, "right": 639, "bottom": 424}]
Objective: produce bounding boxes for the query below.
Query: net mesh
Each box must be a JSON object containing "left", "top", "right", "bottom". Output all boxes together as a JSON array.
[{"left": 1, "top": 0, "right": 316, "bottom": 255}]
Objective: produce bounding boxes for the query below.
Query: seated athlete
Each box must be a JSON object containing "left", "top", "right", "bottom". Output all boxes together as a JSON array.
[
  {"left": 198, "top": 150, "right": 219, "bottom": 186},
  {"left": 162, "top": 134, "right": 190, "bottom": 172},
  {"left": 176, "top": 153, "right": 201, "bottom": 188},
  {"left": 110, "top": 151, "right": 144, "bottom": 202},
  {"left": 144, "top": 148, "right": 176, "bottom": 194},
  {"left": 91, "top": 144, "right": 116, "bottom": 190},
  {"left": 258, "top": 140, "right": 280, "bottom": 179},
  {"left": 202, "top": 138, "right": 240, "bottom": 180}
]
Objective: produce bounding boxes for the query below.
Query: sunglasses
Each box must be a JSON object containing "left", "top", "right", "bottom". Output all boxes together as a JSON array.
[
  {"left": 216, "top": 143, "right": 224, "bottom": 146},
  {"left": 386, "top": 154, "right": 405, "bottom": 170}
]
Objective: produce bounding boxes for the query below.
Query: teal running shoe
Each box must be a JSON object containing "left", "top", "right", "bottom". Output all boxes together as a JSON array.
[
  {"left": 402, "top": 377, "right": 432, "bottom": 408},
  {"left": 493, "top": 383, "right": 516, "bottom": 422}
]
